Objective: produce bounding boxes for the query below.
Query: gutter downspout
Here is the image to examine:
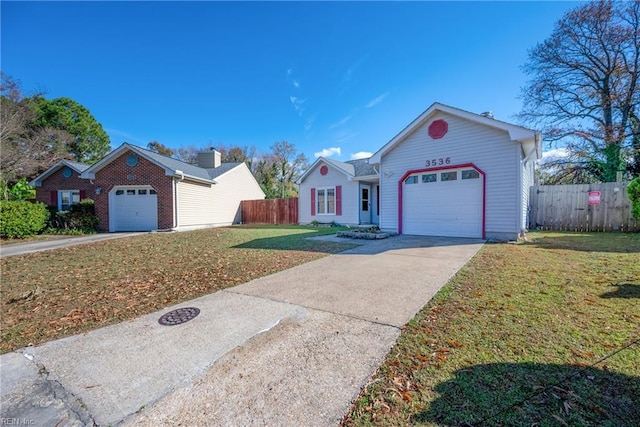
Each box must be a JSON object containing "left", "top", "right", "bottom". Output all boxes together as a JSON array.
[{"left": 174, "top": 170, "right": 184, "bottom": 229}]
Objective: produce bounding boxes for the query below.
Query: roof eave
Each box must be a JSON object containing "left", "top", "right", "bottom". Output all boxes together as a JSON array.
[
  {"left": 352, "top": 174, "right": 380, "bottom": 181},
  {"left": 297, "top": 157, "right": 355, "bottom": 184},
  {"left": 370, "top": 102, "right": 541, "bottom": 162},
  {"left": 30, "top": 160, "right": 88, "bottom": 187}
]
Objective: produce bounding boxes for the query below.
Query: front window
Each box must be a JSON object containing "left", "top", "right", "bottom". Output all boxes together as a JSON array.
[
  {"left": 317, "top": 187, "right": 335, "bottom": 215},
  {"left": 59, "top": 190, "right": 80, "bottom": 211}
]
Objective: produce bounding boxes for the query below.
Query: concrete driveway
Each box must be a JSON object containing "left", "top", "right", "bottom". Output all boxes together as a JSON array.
[{"left": 0, "top": 235, "right": 484, "bottom": 426}]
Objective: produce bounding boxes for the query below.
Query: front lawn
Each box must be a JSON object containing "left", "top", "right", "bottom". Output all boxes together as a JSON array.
[
  {"left": 344, "top": 232, "right": 640, "bottom": 426},
  {"left": 1, "top": 225, "right": 355, "bottom": 353}
]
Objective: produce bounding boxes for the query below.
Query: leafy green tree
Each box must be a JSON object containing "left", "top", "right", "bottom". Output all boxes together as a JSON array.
[
  {"left": 253, "top": 154, "right": 280, "bottom": 198},
  {"left": 1, "top": 178, "right": 36, "bottom": 201},
  {"left": 628, "top": 177, "right": 640, "bottom": 220},
  {"left": 519, "top": 0, "right": 639, "bottom": 183},
  {"left": 33, "top": 96, "right": 110, "bottom": 164}
]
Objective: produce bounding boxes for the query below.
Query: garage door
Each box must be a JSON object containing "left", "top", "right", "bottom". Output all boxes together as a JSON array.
[
  {"left": 402, "top": 168, "right": 483, "bottom": 238},
  {"left": 109, "top": 186, "right": 158, "bottom": 232}
]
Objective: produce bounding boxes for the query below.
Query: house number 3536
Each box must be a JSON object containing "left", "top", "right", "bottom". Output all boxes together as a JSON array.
[{"left": 425, "top": 157, "right": 451, "bottom": 167}]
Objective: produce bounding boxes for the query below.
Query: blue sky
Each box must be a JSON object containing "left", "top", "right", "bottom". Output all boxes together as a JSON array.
[{"left": 2, "top": 1, "right": 581, "bottom": 162}]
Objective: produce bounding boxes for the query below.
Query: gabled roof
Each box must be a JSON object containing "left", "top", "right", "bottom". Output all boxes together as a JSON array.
[
  {"left": 297, "top": 156, "right": 378, "bottom": 184},
  {"left": 205, "top": 162, "right": 243, "bottom": 180},
  {"left": 30, "top": 159, "right": 91, "bottom": 187},
  {"left": 369, "top": 102, "right": 542, "bottom": 164},
  {"left": 80, "top": 143, "right": 242, "bottom": 184}
]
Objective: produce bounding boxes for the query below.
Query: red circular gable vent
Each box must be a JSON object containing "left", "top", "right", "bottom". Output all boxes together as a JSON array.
[
  {"left": 428, "top": 119, "right": 448, "bottom": 139},
  {"left": 320, "top": 165, "right": 328, "bottom": 175}
]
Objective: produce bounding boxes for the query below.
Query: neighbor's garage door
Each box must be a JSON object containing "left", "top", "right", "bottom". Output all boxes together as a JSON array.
[
  {"left": 403, "top": 168, "right": 483, "bottom": 238},
  {"left": 109, "top": 186, "right": 158, "bottom": 232}
]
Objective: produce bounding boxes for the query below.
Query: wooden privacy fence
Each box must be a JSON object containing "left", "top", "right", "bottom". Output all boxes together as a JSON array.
[
  {"left": 529, "top": 182, "right": 638, "bottom": 232},
  {"left": 241, "top": 198, "right": 299, "bottom": 225}
]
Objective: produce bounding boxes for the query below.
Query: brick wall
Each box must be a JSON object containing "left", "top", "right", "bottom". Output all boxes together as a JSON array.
[
  {"left": 35, "top": 167, "right": 94, "bottom": 207},
  {"left": 91, "top": 150, "right": 174, "bottom": 231}
]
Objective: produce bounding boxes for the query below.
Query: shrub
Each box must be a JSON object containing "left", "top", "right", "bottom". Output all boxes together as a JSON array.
[
  {"left": 0, "top": 201, "right": 49, "bottom": 238},
  {"left": 48, "top": 199, "right": 99, "bottom": 233},
  {"left": 628, "top": 178, "right": 640, "bottom": 220}
]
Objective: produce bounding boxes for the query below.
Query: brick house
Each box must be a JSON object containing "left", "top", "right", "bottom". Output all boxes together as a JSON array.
[
  {"left": 32, "top": 160, "right": 93, "bottom": 211},
  {"left": 31, "top": 143, "right": 265, "bottom": 232}
]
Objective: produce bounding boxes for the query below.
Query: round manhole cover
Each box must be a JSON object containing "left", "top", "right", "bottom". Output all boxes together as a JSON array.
[{"left": 158, "top": 307, "right": 200, "bottom": 326}]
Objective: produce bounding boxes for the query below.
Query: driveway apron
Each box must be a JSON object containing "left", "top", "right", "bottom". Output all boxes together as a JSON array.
[{"left": 0, "top": 235, "right": 483, "bottom": 426}]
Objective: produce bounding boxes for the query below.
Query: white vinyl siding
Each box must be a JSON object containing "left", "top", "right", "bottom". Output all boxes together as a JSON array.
[
  {"left": 379, "top": 111, "right": 521, "bottom": 239},
  {"left": 298, "top": 163, "right": 359, "bottom": 225},
  {"left": 176, "top": 164, "right": 264, "bottom": 227},
  {"left": 521, "top": 156, "right": 535, "bottom": 232}
]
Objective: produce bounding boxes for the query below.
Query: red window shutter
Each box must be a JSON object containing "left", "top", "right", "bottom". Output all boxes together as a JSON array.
[
  {"left": 79, "top": 190, "right": 86, "bottom": 200},
  {"left": 336, "top": 185, "right": 342, "bottom": 216},
  {"left": 310, "top": 188, "right": 316, "bottom": 216},
  {"left": 50, "top": 190, "right": 58, "bottom": 207}
]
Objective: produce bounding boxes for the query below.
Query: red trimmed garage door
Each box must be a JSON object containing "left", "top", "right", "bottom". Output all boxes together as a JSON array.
[
  {"left": 109, "top": 186, "right": 158, "bottom": 232},
  {"left": 402, "top": 168, "right": 483, "bottom": 238}
]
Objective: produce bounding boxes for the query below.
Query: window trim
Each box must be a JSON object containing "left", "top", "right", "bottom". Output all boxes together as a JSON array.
[
  {"left": 316, "top": 186, "right": 336, "bottom": 215},
  {"left": 58, "top": 189, "right": 80, "bottom": 211}
]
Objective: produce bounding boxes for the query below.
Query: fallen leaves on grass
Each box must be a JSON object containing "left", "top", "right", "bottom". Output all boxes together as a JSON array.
[
  {"left": 343, "top": 232, "right": 640, "bottom": 427},
  {"left": 1, "top": 226, "right": 354, "bottom": 353}
]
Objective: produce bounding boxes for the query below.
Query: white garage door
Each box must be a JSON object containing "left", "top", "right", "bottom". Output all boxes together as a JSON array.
[
  {"left": 109, "top": 186, "right": 158, "bottom": 232},
  {"left": 403, "top": 168, "right": 483, "bottom": 238}
]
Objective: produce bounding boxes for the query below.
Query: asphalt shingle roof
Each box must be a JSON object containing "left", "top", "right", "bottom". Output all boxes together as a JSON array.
[
  {"left": 132, "top": 145, "right": 217, "bottom": 182},
  {"left": 346, "top": 158, "right": 376, "bottom": 177},
  {"left": 65, "top": 161, "right": 91, "bottom": 173}
]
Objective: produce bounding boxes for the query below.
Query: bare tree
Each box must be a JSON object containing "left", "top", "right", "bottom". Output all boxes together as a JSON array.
[
  {"left": 519, "top": 0, "right": 640, "bottom": 182},
  {"left": 0, "top": 95, "right": 70, "bottom": 184}
]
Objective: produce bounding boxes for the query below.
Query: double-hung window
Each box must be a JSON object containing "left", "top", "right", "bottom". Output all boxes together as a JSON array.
[
  {"left": 59, "top": 190, "right": 80, "bottom": 211},
  {"left": 317, "top": 187, "right": 336, "bottom": 215}
]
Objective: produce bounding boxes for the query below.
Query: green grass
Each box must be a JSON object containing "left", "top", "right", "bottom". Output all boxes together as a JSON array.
[
  {"left": 1, "top": 225, "right": 355, "bottom": 353},
  {"left": 343, "top": 232, "right": 640, "bottom": 426}
]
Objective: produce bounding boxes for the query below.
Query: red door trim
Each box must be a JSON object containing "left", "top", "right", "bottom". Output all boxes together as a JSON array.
[{"left": 397, "top": 163, "right": 486, "bottom": 239}]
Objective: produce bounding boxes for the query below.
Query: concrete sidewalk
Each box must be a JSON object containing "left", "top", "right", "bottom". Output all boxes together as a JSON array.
[{"left": 0, "top": 235, "right": 484, "bottom": 426}]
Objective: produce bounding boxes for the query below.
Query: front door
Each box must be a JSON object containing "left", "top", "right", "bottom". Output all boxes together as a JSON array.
[{"left": 359, "top": 184, "right": 371, "bottom": 224}]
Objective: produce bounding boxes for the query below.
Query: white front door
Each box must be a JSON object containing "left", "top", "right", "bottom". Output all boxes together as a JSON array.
[{"left": 359, "top": 184, "right": 371, "bottom": 224}]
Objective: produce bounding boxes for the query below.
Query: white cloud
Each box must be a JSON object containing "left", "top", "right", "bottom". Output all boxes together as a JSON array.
[
  {"left": 365, "top": 92, "right": 388, "bottom": 108},
  {"left": 350, "top": 151, "right": 373, "bottom": 160},
  {"left": 335, "top": 131, "right": 360, "bottom": 145},
  {"left": 314, "top": 147, "right": 341, "bottom": 158},
  {"left": 290, "top": 96, "right": 306, "bottom": 115},
  {"left": 541, "top": 147, "right": 570, "bottom": 163},
  {"left": 305, "top": 115, "right": 316, "bottom": 131},
  {"left": 329, "top": 114, "right": 353, "bottom": 129},
  {"left": 293, "top": 80, "right": 300, "bottom": 88}
]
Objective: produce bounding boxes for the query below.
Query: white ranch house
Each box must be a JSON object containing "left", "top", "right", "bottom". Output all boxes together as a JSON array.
[{"left": 297, "top": 102, "right": 542, "bottom": 240}]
